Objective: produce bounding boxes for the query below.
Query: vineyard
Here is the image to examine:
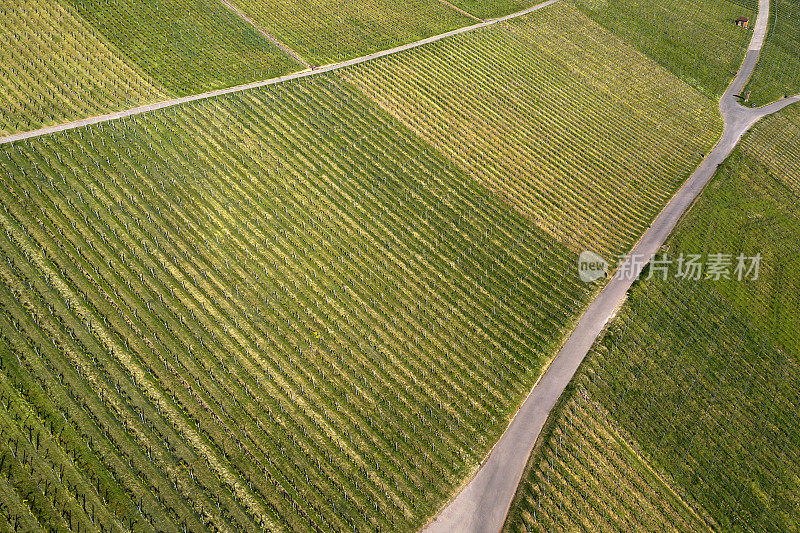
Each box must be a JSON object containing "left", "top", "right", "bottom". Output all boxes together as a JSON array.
[
  {"left": 745, "top": 0, "right": 800, "bottom": 105},
  {"left": 0, "top": 73, "right": 593, "bottom": 531},
  {"left": 740, "top": 94, "right": 800, "bottom": 197},
  {"left": 670, "top": 106, "right": 800, "bottom": 363},
  {"left": 503, "top": 371, "right": 714, "bottom": 531},
  {"left": 62, "top": 0, "right": 297, "bottom": 95},
  {"left": 0, "top": 0, "right": 300, "bottom": 137},
  {"left": 446, "top": 0, "right": 541, "bottom": 20},
  {"left": 570, "top": 0, "right": 755, "bottom": 97},
  {"left": 222, "top": 0, "right": 473, "bottom": 64},
  {"left": 0, "top": 0, "right": 165, "bottom": 136},
  {"left": 505, "top": 278, "right": 800, "bottom": 531},
  {"left": 344, "top": 2, "right": 722, "bottom": 260},
  {"left": 3, "top": 0, "right": 795, "bottom": 530},
  {"left": 504, "top": 103, "right": 800, "bottom": 532}
]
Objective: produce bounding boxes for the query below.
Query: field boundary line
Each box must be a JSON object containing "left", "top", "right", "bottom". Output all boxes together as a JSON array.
[
  {"left": 0, "top": 0, "right": 559, "bottom": 145},
  {"left": 434, "top": 0, "right": 485, "bottom": 22},
  {"left": 217, "top": 0, "right": 313, "bottom": 68}
]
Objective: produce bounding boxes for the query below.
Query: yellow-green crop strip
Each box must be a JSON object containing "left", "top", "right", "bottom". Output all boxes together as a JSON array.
[
  {"left": 745, "top": 0, "right": 800, "bottom": 105},
  {"left": 344, "top": 3, "right": 722, "bottom": 260},
  {"left": 62, "top": 0, "right": 298, "bottom": 95},
  {"left": 569, "top": 0, "right": 756, "bottom": 98},
  {"left": 0, "top": 0, "right": 166, "bottom": 137}
]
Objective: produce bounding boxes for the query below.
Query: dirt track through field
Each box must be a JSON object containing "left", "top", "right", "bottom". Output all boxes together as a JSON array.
[
  {"left": 217, "top": 0, "right": 313, "bottom": 68},
  {"left": 434, "top": 0, "right": 484, "bottom": 22}
]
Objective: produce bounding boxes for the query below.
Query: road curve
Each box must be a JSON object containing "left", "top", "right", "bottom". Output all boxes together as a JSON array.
[
  {"left": 422, "top": 0, "right": 799, "bottom": 531},
  {"left": 0, "top": 0, "right": 559, "bottom": 146}
]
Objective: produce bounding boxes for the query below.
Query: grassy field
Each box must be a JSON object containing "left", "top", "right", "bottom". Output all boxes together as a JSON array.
[
  {"left": 745, "top": 0, "right": 800, "bottom": 105},
  {"left": 62, "top": 0, "right": 298, "bottom": 95},
  {"left": 344, "top": 3, "right": 722, "bottom": 261},
  {"left": 570, "top": 0, "right": 755, "bottom": 98},
  {"left": 670, "top": 132, "right": 800, "bottom": 363},
  {"left": 0, "top": 74, "right": 592, "bottom": 531},
  {"left": 0, "top": 0, "right": 166, "bottom": 136},
  {"left": 504, "top": 104, "right": 800, "bottom": 532},
  {"left": 224, "top": 0, "right": 474, "bottom": 65}
]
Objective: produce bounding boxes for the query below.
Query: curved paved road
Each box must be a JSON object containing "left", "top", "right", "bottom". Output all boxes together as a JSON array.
[
  {"left": 0, "top": 0, "right": 558, "bottom": 146},
  {"left": 423, "top": 0, "right": 800, "bottom": 531}
]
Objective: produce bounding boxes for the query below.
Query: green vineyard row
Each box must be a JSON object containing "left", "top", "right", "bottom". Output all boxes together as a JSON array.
[{"left": 344, "top": 3, "right": 722, "bottom": 260}]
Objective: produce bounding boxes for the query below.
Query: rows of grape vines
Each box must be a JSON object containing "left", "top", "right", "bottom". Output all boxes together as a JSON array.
[
  {"left": 740, "top": 101, "right": 800, "bottom": 193},
  {"left": 504, "top": 375, "right": 711, "bottom": 531},
  {"left": 224, "top": 0, "right": 473, "bottom": 65},
  {"left": 505, "top": 275, "right": 800, "bottom": 531},
  {"left": 446, "top": 0, "right": 540, "bottom": 20},
  {"left": 0, "top": 74, "right": 590, "bottom": 531},
  {"left": 618, "top": 282, "right": 794, "bottom": 527},
  {"left": 667, "top": 104, "right": 800, "bottom": 366},
  {"left": 745, "top": 0, "right": 800, "bottom": 105},
  {"left": 344, "top": 3, "right": 721, "bottom": 261},
  {"left": 571, "top": 0, "right": 756, "bottom": 97},
  {"left": 505, "top": 103, "right": 800, "bottom": 532},
  {"left": 63, "top": 0, "right": 298, "bottom": 95},
  {"left": 0, "top": 0, "right": 165, "bottom": 136},
  {"left": 509, "top": 281, "right": 800, "bottom": 531}
]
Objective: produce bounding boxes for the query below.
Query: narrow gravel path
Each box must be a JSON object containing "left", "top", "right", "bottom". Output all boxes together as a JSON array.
[
  {"left": 218, "top": 0, "right": 312, "bottom": 68},
  {"left": 422, "top": 0, "right": 799, "bottom": 530},
  {"left": 0, "top": 0, "right": 559, "bottom": 145},
  {"left": 434, "top": 0, "right": 485, "bottom": 22}
]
